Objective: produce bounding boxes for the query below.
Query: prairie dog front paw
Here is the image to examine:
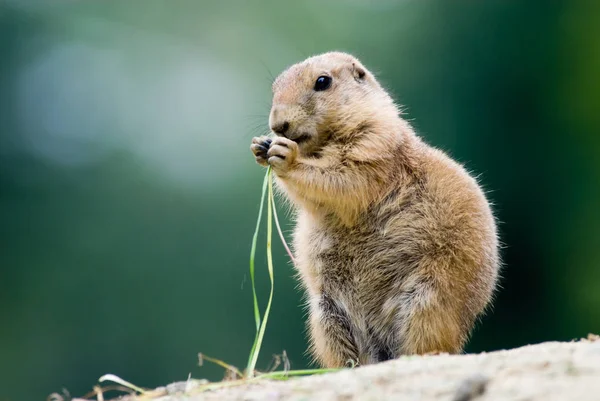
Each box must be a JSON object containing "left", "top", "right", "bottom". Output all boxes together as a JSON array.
[
  {"left": 250, "top": 136, "right": 272, "bottom": 167},
  {"left": 267, "top": 137, "right": 299, "bottom": 177}
]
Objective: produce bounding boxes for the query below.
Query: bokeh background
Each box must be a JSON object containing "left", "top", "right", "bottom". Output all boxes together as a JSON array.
[{"left": 1, "top": 1, "right": 599, "bottom": 400}]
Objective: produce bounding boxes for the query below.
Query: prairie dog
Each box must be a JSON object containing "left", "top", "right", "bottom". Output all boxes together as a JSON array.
[{"left": 250, "top": 52, "right": 499, "bottom": 368}]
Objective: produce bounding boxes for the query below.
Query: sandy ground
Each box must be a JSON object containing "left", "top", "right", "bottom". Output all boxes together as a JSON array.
[{"left": 84, "top": 337, "right": 600, "bottom": 401}]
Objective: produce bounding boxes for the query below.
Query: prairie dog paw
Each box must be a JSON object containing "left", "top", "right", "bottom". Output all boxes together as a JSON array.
[
  {"left": 267, "top": 137, "right": 299, "bottom": 176},
  {"left": 250, "top": 136, "right": 272, "bottom": 167}
]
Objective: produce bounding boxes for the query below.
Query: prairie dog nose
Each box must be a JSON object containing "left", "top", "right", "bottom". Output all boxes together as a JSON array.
[
  {"left": 271, "top": 121, "right": 290, "bottom": 135},
  {"left": 269, "top": 104, "right": 296, "bottom": 137}
]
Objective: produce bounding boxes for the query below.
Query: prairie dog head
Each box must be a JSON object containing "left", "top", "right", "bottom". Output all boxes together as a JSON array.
[{"left": 269, "top": 52, "right": 398, "bottom": 155}]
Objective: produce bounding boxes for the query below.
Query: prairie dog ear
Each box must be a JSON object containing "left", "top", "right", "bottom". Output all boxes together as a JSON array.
[{"left": 351, "top": 62, "right": 366, "bottom": 81}]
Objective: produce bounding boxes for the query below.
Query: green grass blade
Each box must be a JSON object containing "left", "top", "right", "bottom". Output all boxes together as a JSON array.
[
  {"left": 249, "top": 170, "right": 269, "bottom": 331},
  {"left": 255, "top": 368, "right": 343, "bottom": 380},
  {"left": 246, "top": 168, "right": 275, "bottom": 378},
  {"left": 246, "top": 168, "right": 269, "bottom": 375}
]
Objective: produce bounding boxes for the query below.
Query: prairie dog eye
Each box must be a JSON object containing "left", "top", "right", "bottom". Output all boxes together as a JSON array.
[{"left": 314, "top": 76, "right": 332, "bottom": 91}]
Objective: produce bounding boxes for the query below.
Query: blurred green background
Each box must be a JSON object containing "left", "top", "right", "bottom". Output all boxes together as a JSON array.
[{"left": 1, "top": 1, "right": 599, "bottom": 400}]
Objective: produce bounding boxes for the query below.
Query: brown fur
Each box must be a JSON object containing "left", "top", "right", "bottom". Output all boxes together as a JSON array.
[{"left": 250, "top": 52, "right": 499, "bottom": 368}]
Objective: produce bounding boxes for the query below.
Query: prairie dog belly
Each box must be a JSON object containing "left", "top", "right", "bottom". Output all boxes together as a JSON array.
[{"left": 293, "top": 209, "right": 413, "bottom": 351}]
